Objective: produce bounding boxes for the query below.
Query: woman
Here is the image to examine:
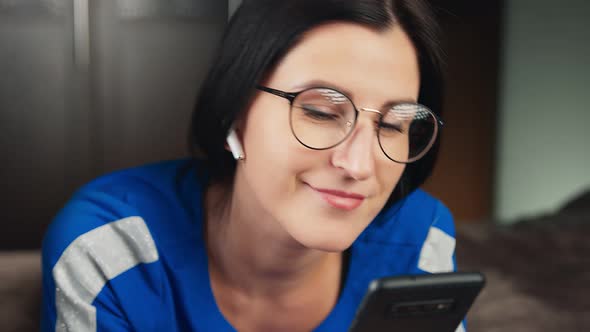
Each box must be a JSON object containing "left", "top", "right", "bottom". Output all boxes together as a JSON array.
[{"left": 42, "top": 0, "right": 459, "bottom": 331}]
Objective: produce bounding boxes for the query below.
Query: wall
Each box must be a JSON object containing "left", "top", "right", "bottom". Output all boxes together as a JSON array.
[
  {"left": 423, "top": 1, "right": 502, "bottom": 223},
  {"left": 495, "top": 0, "right": 590, "bottom": 223}
]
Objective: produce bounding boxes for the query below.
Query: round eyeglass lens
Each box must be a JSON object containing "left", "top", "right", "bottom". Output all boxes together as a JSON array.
[
  {"left": 290, "top": 88, "right": 356, "bottom": 149},
  {"left": 378, "top": 103, "right": 438, "bottom": 163}
]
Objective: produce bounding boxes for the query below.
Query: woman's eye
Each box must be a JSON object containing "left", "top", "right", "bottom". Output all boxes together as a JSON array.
[
  {"left": 301, "top": 105, "right": 339, "bottom": 121},
  {"left": 378, "top": 121, "right": 404, "bottom": 133}
]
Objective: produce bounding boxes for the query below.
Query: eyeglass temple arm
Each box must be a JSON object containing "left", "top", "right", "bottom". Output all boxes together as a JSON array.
[{"left": 257, "top": 86, "right": 297, "bottom": 103}]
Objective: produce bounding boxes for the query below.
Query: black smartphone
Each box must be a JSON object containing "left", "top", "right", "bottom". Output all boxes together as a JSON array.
[{"left": 348, "top": 272, "right": 485, "bottom": 332}]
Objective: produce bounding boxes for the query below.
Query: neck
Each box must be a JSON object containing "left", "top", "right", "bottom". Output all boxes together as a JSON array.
[
  {"left": 204, "top": 180, "right": 341, "bottom": 298},
  {"left": 203, "top": 178, "right": 345, "bottom": 332}
]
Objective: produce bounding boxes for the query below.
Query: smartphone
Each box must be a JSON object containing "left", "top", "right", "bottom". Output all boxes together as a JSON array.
[{"left": 348, "top": 272, "right": 485, "bottom": 332}]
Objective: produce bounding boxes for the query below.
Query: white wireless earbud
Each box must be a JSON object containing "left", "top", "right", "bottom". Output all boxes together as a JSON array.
[{"left": 226, "top": 129, "right": 245, "bottom": 160}]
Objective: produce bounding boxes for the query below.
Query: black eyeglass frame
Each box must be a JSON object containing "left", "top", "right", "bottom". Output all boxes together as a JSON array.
[{"left": 256, "top": 85, "right": 444, "bottom": 164}]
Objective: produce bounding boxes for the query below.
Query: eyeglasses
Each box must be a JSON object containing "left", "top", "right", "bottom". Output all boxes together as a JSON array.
[{"left": 257, "top": 85, "right": 443, "bottom": 164}]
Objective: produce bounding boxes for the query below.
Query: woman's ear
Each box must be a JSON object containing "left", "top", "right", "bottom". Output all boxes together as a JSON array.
[{"left": 226, "top": 128, "right": 245, "bottom": 160}]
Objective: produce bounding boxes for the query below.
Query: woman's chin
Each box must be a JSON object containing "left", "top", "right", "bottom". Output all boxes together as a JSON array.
[
  {"left": 293, "top": 231, "right": 356, "bottom": 253},
  {"left": 278, "top": 204, "right": 369, "bottom": 252}
]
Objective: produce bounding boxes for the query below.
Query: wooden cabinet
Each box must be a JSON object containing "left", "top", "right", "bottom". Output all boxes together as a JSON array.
[
  {"left": 0, "top": 0, "right": 227, "bottom": 249},
  {"left": 423, "top": 1, "right": 504, "bottom": 223}
]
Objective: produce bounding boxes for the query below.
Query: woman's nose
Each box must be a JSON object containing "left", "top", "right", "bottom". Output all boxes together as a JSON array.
[{"left": 330, "top": 118, "right": 377, "bottom": 181}]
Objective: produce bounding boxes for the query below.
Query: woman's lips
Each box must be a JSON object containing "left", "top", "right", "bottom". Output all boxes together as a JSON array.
[{"left": 307, "top": 185, "right": 366, "bottom": 211}]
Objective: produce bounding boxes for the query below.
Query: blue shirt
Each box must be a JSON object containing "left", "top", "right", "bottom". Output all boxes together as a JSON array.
[{"left": 41, "top": 159, "right": 459, "bottom": 332}]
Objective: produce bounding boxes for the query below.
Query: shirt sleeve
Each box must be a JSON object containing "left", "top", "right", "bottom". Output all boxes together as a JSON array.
[
  {"left": 41, "top": 188, "right": 159, "bottom": 332},
  {"left": 415, "top": 201, "right": 467, "bottom": 332},
  {"left": 415, "top": 201, "right": 456, "bottom": 274}
]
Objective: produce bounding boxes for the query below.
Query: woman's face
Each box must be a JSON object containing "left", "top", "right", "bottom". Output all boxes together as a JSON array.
[{"left": 235, "top": 22, "right": 420, "bottom": 252}]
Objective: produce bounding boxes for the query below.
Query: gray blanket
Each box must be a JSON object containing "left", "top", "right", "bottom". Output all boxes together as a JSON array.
[{"left": 458, "top": 213, "right": 590, "bottom": 331}]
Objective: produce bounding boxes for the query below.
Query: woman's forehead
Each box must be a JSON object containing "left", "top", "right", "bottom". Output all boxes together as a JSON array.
[{"left": 266, "top": 22, "right": 420, "bottom": 103}]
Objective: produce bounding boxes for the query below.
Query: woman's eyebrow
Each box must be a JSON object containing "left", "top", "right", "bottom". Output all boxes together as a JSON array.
[
  {"left": 381, "top": 98, "right": 419, "bottom": 110},
  {"left": 291, "top": 79, "right": 418, "bottom": 108},
  {"left": 290, "top": 79, "right": 354, "bottom": 96}
]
